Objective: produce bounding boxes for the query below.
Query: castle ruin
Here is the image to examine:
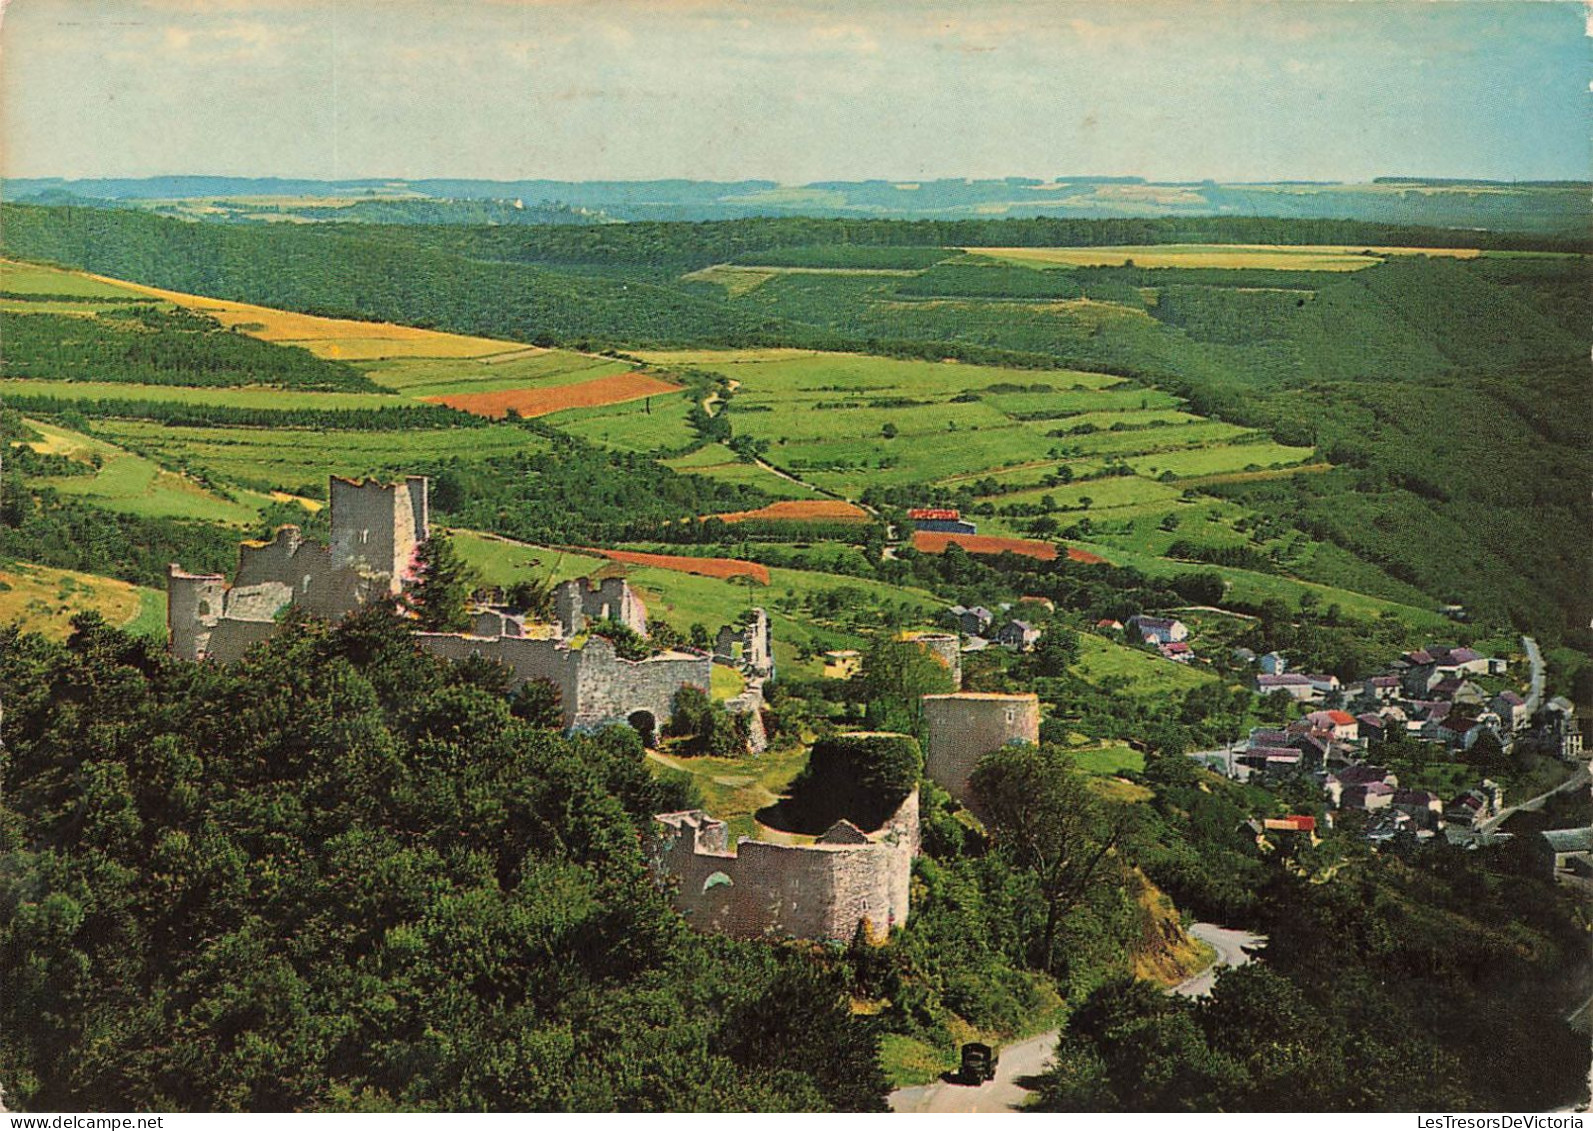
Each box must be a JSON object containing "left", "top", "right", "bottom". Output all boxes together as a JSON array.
[
  {"left": 648, "top": 785, "right": 919, "bottom": 942},
  {"left": 715, "top": 607, "right": 773, "bottom": 678},
  {"left": 922, "top": 692, "right": 1041, "bottom": 809},
  {"left": 167, "top": 475, "right": 722, "bottom": 740},
  {"left": 555, "top": 575, "right": 648, "bottom": 638},
  {"left": 168, "top": 476, "right": 428, "bottom": 663},
  {"left": 904, "top": 631, "right": 962, "bottom": 690}
]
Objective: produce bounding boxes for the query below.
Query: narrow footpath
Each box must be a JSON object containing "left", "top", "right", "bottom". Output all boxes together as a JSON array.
[{"left": 887, "top": 923, "right": 1265, "bottom": 1113}]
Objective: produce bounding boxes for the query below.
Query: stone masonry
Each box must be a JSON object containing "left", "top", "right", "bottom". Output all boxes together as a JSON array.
[
  {"left": 167, "top": 475, "right": 715, "bottom": 740},
  {"left": 649, "top": 786, "right": 919, "bottom": 942},
  {"left": 904, "top": 631, "right": 962, "bottom": 690},
  {"left": 922, "top": 692, "right": 1041, "bottom": 809},
  {"left": 715, "top": 608, "right": 774, "bottom": 677},
  {"left": 555, "top": 576, "right": 648, "bottom": 638},
  {"left": 413, "top": 631, "right": 710, "bottom": 734},
  {"left": 168, "top": 476, "right": 427, "bottom": 662}
]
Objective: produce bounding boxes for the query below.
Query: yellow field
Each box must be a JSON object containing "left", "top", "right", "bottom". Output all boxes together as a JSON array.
[
  {"left": 961, "top": 243, "right": 1482, "bottom": 271},
  {"left": 77, "top": 272, "right": 529, "bottom": 360},
  {"left": 0, "top": 562, "right": 153, "bottom": 640}
]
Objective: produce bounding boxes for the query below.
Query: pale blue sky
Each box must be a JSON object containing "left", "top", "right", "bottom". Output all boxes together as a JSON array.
[{"left": 2, "top": 0, "right": 1586, "bottom": 182}]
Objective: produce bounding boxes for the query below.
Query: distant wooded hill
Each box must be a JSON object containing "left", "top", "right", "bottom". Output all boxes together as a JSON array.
[{"left": 5, "top": 174, "right": 1587, "bottom": 234}]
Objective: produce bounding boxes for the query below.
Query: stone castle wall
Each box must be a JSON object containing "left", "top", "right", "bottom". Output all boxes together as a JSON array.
[
  {"left": 650, "top": 789, "right": 918, "bottom": 942},
  {"left": 923, "top": 692, "right": 1041, "bottom": 809},
  {"left": 233, "top": 527, "right": 369, "bottom": 621},
  {"left": 414, "top": 631, "right": 710, "bottom": 732},
  {"left": 170, "top": 476, "right": 429, "bottom": 664},
  {"left": 556, "top": 576, "right": 648, "bottom": 638}
]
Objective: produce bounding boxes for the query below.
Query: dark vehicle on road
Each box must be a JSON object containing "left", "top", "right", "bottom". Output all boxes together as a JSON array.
[{"left": 958, "top": 1042, "right": 997, "bottom": 1085}]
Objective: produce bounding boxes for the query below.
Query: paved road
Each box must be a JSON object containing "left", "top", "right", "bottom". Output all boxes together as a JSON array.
[
  {"left": 1476, "top": 763, "right": 1589, "bottom": 835},
  {"left": 1523, "top": 635, "right": 1544, "bottom": 715},
  {"left": 888, "top": 923, "right": 1264, "bottom": 1114},
  {"left": 1172, "top": 923, "right": 1266, "bottom": 998}
]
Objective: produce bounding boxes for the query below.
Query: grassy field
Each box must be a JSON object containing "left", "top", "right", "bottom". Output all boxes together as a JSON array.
[
  {"left": 1067, "top": 743, "right": 1147, "bottom": 776},
  {"left": 360, "top": 350, "right": 631, "bottom": 397},
  {"left": 663, "top": 447, "right": 816, "bottom": 500},
  {"left": 449, "top": 531, "right": 607, "bottom": 587},
  {"left": 543, "top": 389, "right": 701, "bottom": 453},
  {"left": 1072, "top": 632, "right": 1218, "bottom": 695},
  {"left": 0, "top": 561, "right": 165, "bottom": 640},
  {"left": 90, "top": 420, "right": 543, "bottom": 494},
  {"left": 644, "top": 746, "right": 810, "bottom": 841},
  {"left": 1, "top": 258, "right": 144, "bottom": 298},
  {"left": 28, "top": 423, "right": 269, "bottom": 524},
  {"left": 960, "top": 244, "right": 1397, "bottom": 271},
  {"left": 0, "top": 377, "right": 407, "bottom": 411},
  {"left": 613, "top": 349, "right": 1319, "bottom": 501}
]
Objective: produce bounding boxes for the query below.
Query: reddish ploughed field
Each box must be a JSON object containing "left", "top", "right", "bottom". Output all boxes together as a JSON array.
[
  {"left": 579, "top": 548, "right": 771, "bottom": 585},
  {"left": 711, "top": 500, "right": 870, "bottom": 524},
  {"left": 423, "top": 372, "right": 682, "bottom": 419},
  {"left": 912, "top": 531, "right": 1108, "bottom": 564}
]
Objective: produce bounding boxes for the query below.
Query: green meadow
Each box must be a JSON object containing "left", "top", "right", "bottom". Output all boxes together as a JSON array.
[
  {"left": 0, "top": 377, "right": 405, "bottom": 411},
  {"left": 91, "top": 419, "right": 545, "bottom": 493},
  {"left": 359, "top": 349, "right": 631, "bottom": 397}
]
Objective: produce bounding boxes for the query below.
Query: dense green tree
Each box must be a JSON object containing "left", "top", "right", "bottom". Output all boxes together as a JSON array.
[
  {"left": 857, "top": 635, "right": 954, "bottom": 734},
  {"left": 406, "top": 533, "right": 478, "bottom": 632},
  {"left": 970, "top": 744, "right": 1127, "bottom": 973}
]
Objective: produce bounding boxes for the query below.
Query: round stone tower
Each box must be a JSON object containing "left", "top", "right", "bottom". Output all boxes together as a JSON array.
[
  {"left": 904, "top": 631, "right": 962, "bottom": 690},
  {"left": 921, "top": 692, "right": 1041, "bottom": 810}
]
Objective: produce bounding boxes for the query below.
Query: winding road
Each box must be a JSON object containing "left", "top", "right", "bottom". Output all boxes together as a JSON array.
[{"left": 887, "top": 923, "right": 1265, "bottom": 1113}]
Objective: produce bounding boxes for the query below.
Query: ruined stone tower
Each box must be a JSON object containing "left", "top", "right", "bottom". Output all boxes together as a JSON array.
[
  {"left": 922, "top": 692, "right": 1041, "bottom": 810},
  {"left": 555, "top": 576, "right": 648, "bottom": 638},
  {"left": 715, "top": 607, "right": 773, "bottom": 677},
  {"left": 166, "top": 566, "right": 228, "bottom": 661},
  {"left": 327, "top": 475, "right": 429, "bottom": 592},
  {"left": 904, "top": 631, "right": 962, "bottom": 690}
]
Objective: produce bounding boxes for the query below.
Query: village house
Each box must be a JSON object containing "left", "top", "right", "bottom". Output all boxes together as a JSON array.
[
  {"left": 1304, "top": 672, "right": 1341, "bottom": 697},
  {"left": 1159, "top": 640, "right": 1194, "bottom": 663},
  {"left": 1362, "top": 675, "right": 1401, "bottom": 703},
  {"left": 1356, "top": 713, "right": 1386, "bottom": 746},
  {"left": 1491, "top": 690, "right": 1528, "bottom": 732},
  {"left": 1256, "top": 672, "right": 1317, "bottom": 701},
  {"left": 1325, "top": 764, "right": 1398, "bottom": 807},
  {"left": 1537, "top": 697, "right": 1585, "bottom": 761},
  {"left": 1535, "top": 828, "right": 1593, "bottom": 880},
  {"left": 911, "top": 508, "right": 977, "bottom": 535},
  {"left": 1126, "top": 614, "right": 1188, "bottom": 646},
  {"left": 947, "top": 604, "right": 995, "bottom": 637},
  {"left": 1305, "top": 709, "right": 1360, "bottom": 743},
  {"left": 1342, "top": 781, "right": 1395, "bottom": 811},
  {"left": 1391, "top": 790, "right": 1445, "bottom": 829},
  {"left": 1444, "top": 781, "right": 1504, "bottom": 827},
  {"left": 993, "top": 619, "right": 1041, "bottom": 651},
  {"left": 1259, "top": 651, "right": 1288, "bottom": 675}
]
